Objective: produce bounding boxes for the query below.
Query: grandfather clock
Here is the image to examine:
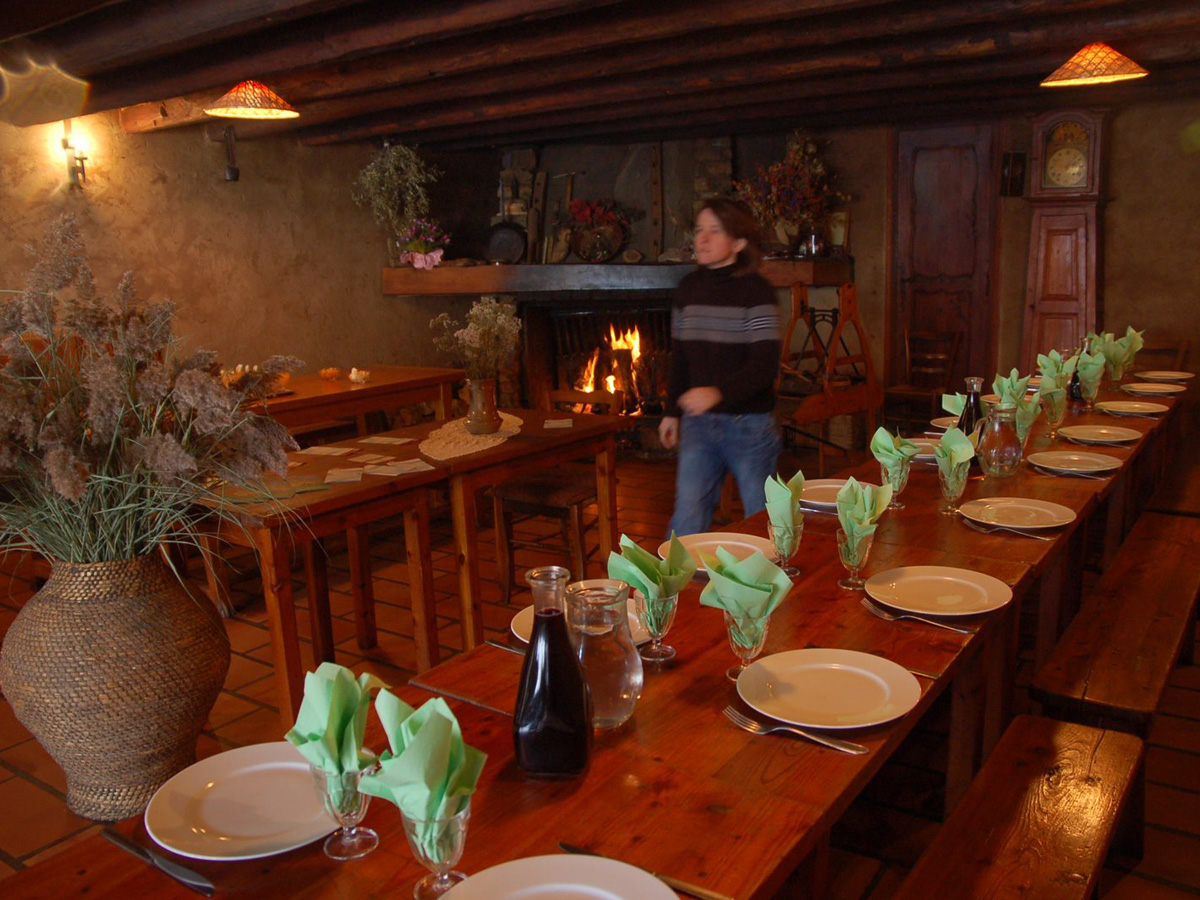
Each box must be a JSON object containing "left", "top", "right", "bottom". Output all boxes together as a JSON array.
[{"left": 1020, "top": 109, "right": 1107, "bottom": 371}]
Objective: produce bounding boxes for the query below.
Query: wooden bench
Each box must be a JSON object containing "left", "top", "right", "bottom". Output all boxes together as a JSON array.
[
  {"left": 893, "top": 715, "right": 1144, "bottom": 900},
  {"left": 1031, "top": 511, "right": 1200, "bottom": 735}
]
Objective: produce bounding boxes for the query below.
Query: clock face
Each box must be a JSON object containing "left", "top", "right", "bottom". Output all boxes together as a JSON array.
[{"left": 1046, "top": 147, "right": 1087, "bottom": 188}]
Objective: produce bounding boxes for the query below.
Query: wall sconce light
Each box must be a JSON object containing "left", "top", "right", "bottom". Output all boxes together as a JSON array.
[{"left": 61, "top": 120, "right": 87, "bottom": 189}]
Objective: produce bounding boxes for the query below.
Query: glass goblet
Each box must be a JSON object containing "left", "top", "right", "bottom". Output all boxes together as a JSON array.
[
  {"left": 1040, "top": 391, "right": 1067, "bottom": 440},
  {"left": 880, "top": 458, "right": 911, "bottom": 510},
  {"left": 767, "top": 516, "right": 803, "bottom": 578},
  {"left": 723, "top": 610, "right": 770, "bottom": 683},
  {"left": 937, "top": 460, "right": 970, "bottom": 516},
  {"left": 634, "top": 589, "right": 679, "bottom": 663},
  {"left": 1080, "top": 377, "right": 1099, "bottom": 412},
  {"left": 401, "top": 800, "right": 471, "bottom": 899},
  {"left": 836, "top": 529, "right": 874, "bottom": 591},
  {"left": 311, "top": 766, "right": 379, "bottom": 861}
]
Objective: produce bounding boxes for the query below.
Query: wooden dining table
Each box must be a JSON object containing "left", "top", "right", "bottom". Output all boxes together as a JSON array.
[{"left": 3, "top": 383, "right": 1185, "bottom": 900}]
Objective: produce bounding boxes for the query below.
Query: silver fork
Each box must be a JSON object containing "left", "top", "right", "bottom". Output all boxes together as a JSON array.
[
  {"left": 722, "top": 706, "right": 869, "bottom": 755},
  {"left": 1029, "top": 464, "right": 1107, "bottom": 480},
  {"left": 860, "top": 597, "right": 977, "bottom": 634},
  {"left": 960, "top": 516, "right": 1054, "bottom": 542}
]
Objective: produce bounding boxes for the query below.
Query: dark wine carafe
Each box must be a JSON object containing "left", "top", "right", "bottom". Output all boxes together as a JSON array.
[
  {"left": 513, "top": 566, "right": 592, "bottom": 779},
  {"left": 956, "top": 376, "right": 985, "bottom": 437},
  {"left": 1067, "top": 339, "right": 1088, "bottom": 401}
]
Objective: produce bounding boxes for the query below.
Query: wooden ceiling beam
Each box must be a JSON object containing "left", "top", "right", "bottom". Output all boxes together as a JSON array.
[{"left": 0, "top": 1, "right": 125, "bottom": 43}]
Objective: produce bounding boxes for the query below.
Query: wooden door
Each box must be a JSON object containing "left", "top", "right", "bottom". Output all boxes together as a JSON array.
[
  {"left": 1020, "top": 202, "right": 1099, "bottom": 371},
  {"left": 893, "top": 125, "right": 997, "bottom": 388}
]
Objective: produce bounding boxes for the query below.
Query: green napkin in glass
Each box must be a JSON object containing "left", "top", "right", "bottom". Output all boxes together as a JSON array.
[
  {"left": 764, "top": 470, "right": 805, "bottom": 556},
  {"left": 1013, "top": 392, "right": 1041, "bottom": 445},
  {"left": 1076, "top": 348, "right": 1105, "bottom": 398},
  {"left": 942, "top": 393, "right": 966, "bottom": 416},
  {"left": 870, "top": 426, "right": 918, "bottom": 471},
  {"left": 285, "top": 663, "right": 387, "bottom": 810},
  {"left": 836, "top": 477, "right": 891, "bottom": 567},
  {"left": 359, "top": 692, "right": 486, "bottom": 862},
  {"left": 1097, "top": 326, "right": 1145, "bottom": 378},
  {"left": 991, "top": 368, "right": 1032, "bottom": 407},
  {"left": 1038, "top": 385, "right": 1066, "bottom": 422},
  {"left": 699, "top": 547, "right": 791, "bottom": 646},
  {"left": 933, "top": 426, "right": 974, "bottom": 495},
  {"left": 607, "top": 533, "right": 696, "bottom": 601},
  {"left": 1037, "top": 349, "right": 1077, "bottom": 390}
]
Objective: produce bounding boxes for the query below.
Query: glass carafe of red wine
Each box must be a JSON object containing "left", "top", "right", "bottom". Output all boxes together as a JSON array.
[
  {"left": 513, "top": 566, "right": 592, "bottom": 779},
  {"left": 957, "top": 376, "right": 985, "bottom": 437}
]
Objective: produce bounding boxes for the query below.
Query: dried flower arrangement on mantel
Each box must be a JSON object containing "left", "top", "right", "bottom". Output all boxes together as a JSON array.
[{"left": 353, "top": 142, "right": 444, "bottom": 267}]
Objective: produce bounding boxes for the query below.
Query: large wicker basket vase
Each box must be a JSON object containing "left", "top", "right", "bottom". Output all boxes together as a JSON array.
[{"left": 0, "top": 554, "right": 230, "bottom": 821}]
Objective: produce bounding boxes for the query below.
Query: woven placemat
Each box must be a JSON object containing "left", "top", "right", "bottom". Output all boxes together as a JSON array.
[{"left": 420, "top": 412, "right": 524, "bottom": 460}]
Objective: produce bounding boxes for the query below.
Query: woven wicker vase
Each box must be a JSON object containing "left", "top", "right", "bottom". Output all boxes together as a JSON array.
[{"left": 0, "top": 555, "right": 230, "bottom": 821}]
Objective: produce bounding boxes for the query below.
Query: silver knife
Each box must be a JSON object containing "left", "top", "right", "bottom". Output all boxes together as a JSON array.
[
  {"left": 559, "top": 841, "right": 733, "bottom": 900},
  {"left": 102, "top": 828, "right": 216, "bottom": 896}
]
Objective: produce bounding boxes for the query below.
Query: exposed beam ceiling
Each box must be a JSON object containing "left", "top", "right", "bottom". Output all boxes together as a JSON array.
[{"left": 2, "top": 0, "right": 1197, "bottom": 149}]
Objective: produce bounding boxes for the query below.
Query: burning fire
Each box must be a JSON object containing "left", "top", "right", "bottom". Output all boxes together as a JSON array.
[
  {"left": 574, "top": 324, "right": 642, "bottom": 394},
  {"left": 608, "top": 324, "right": 641, "bottom": 364}
]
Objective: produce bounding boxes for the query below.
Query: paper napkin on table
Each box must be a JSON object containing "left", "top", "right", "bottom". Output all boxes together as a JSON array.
[
  {"left": 942, "top": 393, "right": 966, "bottom": 416},
  {"left": 1037, "top": 349, "right": 1077, "bottom": 389},
  {"left": 285, "top": 663, "right": 387, "bottom": 811},
  {"left": 836, "top": 477, "right": 892, "bottom": 542},
  {"left": 607, "top": 533, "right": 696, "bottom": 601},
  {"left": 870, "top": 427, "right": 919, "bottom": 471},
  {"left": 934, "top": 427, "right": 974, "bottom": 494},
  {"left": 991, "top": 368, "right": 1032, "bottom": 407},
  {"left": 1076, "top": 348, "right": 1106, "bottom": 396},
  {"left": 699, "top": 548, "right": 792, "bottom": 644},
  {"left": 764, "top": 469, "right": 805, "bottom": 535},
  {"left": 359, "top": 692, "right": 485, "bottom": 861}
]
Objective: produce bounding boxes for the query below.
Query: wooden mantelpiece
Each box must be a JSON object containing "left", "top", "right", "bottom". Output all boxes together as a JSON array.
[{"left": 382, "top": 259, "right": 852, "bottom": 295}]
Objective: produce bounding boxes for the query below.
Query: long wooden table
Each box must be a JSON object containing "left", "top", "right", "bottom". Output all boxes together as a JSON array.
[{"left": 3, "top": 385, "right": 1184, "bottom": 899}]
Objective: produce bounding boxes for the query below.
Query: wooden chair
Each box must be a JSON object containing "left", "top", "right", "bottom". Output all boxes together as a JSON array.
[
  {"left": 1135, "top": 338, "right": 1189, "bottom": 372},
  {"left": 883, "top": 329, "right": 961, "bottom": 433},
  {"left": 489, "top": 389, "right": 623, "bottom": 602}
]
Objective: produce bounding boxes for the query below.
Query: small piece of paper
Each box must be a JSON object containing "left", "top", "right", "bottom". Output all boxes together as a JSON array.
[
  {"left": 298, "top": 445, "right": 355, "bottom": 456},
  {"left": 391, "top": 459, "right": 435, "bottom": 474},
  {"left": 544, "top": 419, "right": 573, "bottom": 429},
  {"left": 325, "top": 467, "right": 364, "bottom": 483},
  {"left": 287, "top": 460, "right": 304, "bottom": 469},
  {"left": 364, "top": 464, "right": 407, "bottom": 477},
  {"left": 360, "top": 435, "right": 414, "bottom": 445},
  {"left": 351, "top": 453, "right": 391, "bottom": 463}
]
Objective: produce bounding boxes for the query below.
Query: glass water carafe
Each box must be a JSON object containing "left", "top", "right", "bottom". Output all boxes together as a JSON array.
[
  {"left": 977, "top": 406, "right": 1023, "bottom": 478},
  {"left": 565, "top": 579, "right": 644, "bottom": 730}
]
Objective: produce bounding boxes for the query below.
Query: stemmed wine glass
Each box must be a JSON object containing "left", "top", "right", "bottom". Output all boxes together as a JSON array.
[
  {"left": 767, "top": 515, "right": 803, "bottom": 578},
  {"left": 836, "top": 530, "right": 873, "bottom": 591},
  {"left": 1041, "top": 390, "right": 1066, "bottom": 440},
  {"left": 723, "top": 611, "right": 770, "bottom": 683},
  {"left": 400, "top": 800, "right": 471, "bottom": 899},
  {"left": 634, "top": 589, "right": 680, "bottom": 663},
  {"left": 311, "top": 765, "right": 379, "bottom": 861},
  {"left": 1081, "top": 377, "right": 1100, "bottom": 412},
  {"left": 879, "top": 458, "right": 911, "bottom": 510},
  {"left": 937, "top": 460, "right": 970, "bottom": 516}
]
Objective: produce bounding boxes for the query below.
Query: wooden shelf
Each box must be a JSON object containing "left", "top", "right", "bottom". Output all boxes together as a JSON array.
[{"left": 381, "top": 259, "right": 852, "bottom": 295}]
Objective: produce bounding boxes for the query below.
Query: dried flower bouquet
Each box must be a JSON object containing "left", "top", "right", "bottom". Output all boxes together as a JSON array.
[{"left": 429, "top": 296, "right": 520, "bottom": 381}]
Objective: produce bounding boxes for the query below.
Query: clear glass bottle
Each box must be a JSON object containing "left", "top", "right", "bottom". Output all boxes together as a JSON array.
[
  {"left": 977, "top": 406, "right": 1023, "bottom": 478},
  {"left": 513, "top": 567, "right": 591, "bottom": 779},
  {"left": 565, "top": 579, "right": 644, "bottom": 730}
]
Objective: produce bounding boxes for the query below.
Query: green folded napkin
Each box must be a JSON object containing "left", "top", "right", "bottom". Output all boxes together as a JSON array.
[
  {"left": 1076, "top": 347, "right": 1106, "bottom": 398},
  {"left": 764, "top": 470, "right": 805, "bottom": 556},
  {"left": 942, "top": 393, "right": 966, "bottom": 416},
  {"left": 991, "top": 368, "right": 1032, "bottom": 407},
  {"left": 870, "top": 427, "right": 919, "bottom": 473},
  {"left": 699, "top": 547, "right": 791, "bottom": 645},
  {"left": 1012, "top": 392, "right": 1041, "bottom": 445},
  {"left": 359, "top": 692, "right": 486, "bottom": 861},
  {"left": 285, "top": 663, "right": 387, "bottom": 811},
  {"left": 1039, "top": 386, "right": 1066, "bottom": 422},
  {"left": 836, "top": 476, "right": 892, "bottom": 544},
  {"left": 607, "top": 533, "right": 696, "bottom": 601},
  {"left": 933, "top": 426, "right": 974, "bottom": 482},
  {"left": 1037, "top": 349, "right": 1077, "bottom": 390},
  {"left": 1096, "top": 326, "right": 1144, "bottom": 379}
]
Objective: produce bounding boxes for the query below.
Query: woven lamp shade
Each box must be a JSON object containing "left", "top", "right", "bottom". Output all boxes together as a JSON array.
[
  {"left": 204, "top": 80, "right": 299, "bottom": 119},
  {"left": 1041, "top": 43, "right": 1147, "bottom": 87}
]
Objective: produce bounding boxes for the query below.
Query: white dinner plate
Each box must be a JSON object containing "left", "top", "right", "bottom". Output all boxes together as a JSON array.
[
  {"left": 737, "top": 649, "right": 920, "bottom": 730},
  {"left": 908, "top": 439, "right": 937, "bottom": 460},
  {"left": 443, "top": 855, "right": 676, "bottom": 899},
  {"left": 981, "top": 393, "right": 1001, "bottom": 406},
  {"left": 865, "top": 566, "right": 1013, "bottom": 616},
  {"left": 1026, "top": 450, "right": 1122, "bottom": 474},
  {"left": 510, "top": 603, "right": 650, "bottom": 645},
  {"left": 800, "top": 479, "right": 851, "bottom": 509},
  {"left": 657, "top": 532, "right": 775, "bottom": 573},
  {"left": 1096, "top": 400, "right": 1169, "bottom": 416},
  {"left": 1136, "top": 370, "right": 1193, "bottom": 382},
  {"left": 145, "top": 742, "right": 334, "bottom": 861},
  {"left": 1122, "top": 382, "right": 1186, "bottom": 395},
  {"left": 1058, "top": 425, "right": 1141, "bottom": 445},
  {"left": 930, "top": 416, "right": 959, "bottom": 430},
  {"left": 958, "top": 497, "right": 1075, "bottom": 530},
  {"left": 1026, "top": 375, "right": 1042, "bottom": 391}
]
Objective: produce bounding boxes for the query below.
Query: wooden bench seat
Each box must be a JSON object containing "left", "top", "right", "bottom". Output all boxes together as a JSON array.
[
  {"left": 1030, "top": 511, "right": 1200, "bottom": 736},
  {"left": 894, "top": 715, "right": 1143, "bottom": 900}
]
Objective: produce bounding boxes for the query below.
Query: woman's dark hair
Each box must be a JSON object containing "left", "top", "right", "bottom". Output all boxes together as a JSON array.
[{"left": 696, "top": 197, "right": 762, "bottom": 275}]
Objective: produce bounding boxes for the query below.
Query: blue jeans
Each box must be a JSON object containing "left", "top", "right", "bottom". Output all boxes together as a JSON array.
[{"left": 669, "top": 412, "right": 781, "bottom": 537}]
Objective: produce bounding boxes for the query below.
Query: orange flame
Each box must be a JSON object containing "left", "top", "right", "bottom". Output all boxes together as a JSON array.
[
  {"left": 605, "top": 374, "right": 616, "bottom": 393},
  {"left": 575, "top": 350, "right": 599, "bottom": 393},
  {"left": 608, "top": 324, "right": 641, "bottom": 364}
]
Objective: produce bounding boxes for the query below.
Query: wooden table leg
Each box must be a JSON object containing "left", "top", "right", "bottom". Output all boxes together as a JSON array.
[
  {"left": 945, "top": 643, "right": 985, "bottom": 815},
  {"left": 302, "top": 540, "right": 334, "bottom": 663},
  {"left": 595, "top": 434, "right": 618, "bottom": 559},
  {"left": 434, "top": 382, "right": 454, "bottom": 421},
  {"left": 405, "top": 492, "right": 439, "bottom": 671},
  {"left": 451, "top": 475, "right": 485, "bottom": 650},
  {"left": 347, "top": 524, "right": 377, "bottom": 649},
  {"left": 199, "top": 534, "right": 233, "bottom": 617},
  {"left": 253, "top": 529, "right": 304, "bottom": 726},
  {"left": 981, "top": 605, "right": 1012, "bottom": 756}
]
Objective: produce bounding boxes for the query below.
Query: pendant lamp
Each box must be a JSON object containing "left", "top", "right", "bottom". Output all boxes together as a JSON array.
[
  {"left": 1041, "top": 43, "right": 1147, "bottom": 88},
  {"left": 204, "top": 80, "right": 299, "bottom": 119}
]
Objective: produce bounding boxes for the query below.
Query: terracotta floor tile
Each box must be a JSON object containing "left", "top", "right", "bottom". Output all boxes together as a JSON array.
[
  {"left": 336, "top": 629, "right": 417, "bottom": 672},
  {"left": 1146, "top": 782, "right": 1200, "bottom": 834},
  {"left": 1099, "top": 870, "right": 1198, "bottom": 899},
  {"left": 21, "top": 823, "right": 103, "bottom": 869},
  {"left": 0, "top": 701, "right": 32, "bottom": 751},
  {"left": 194, "top": 734, "right": 227, "bottom": 761},
  {"left": 1170, "top": 665, "right": 1200, "bottom": 692},
  {"left": 222, "top": 617, "right": 272, "bottom": 654},
  {"left": 0, "top": 739, "right": 67, "bottom": 794},
  {"left": 204, "top": 692, "right": 261, "bottom": 730},
  {"left": 0, "top": 777, "right": 90, "bottom": 859},
  {"left": 1150, "top": 713, "right": 1200, "bottom": 751},
  {"left": 1147, "top": 746, "right": 1200, "bottom": 793},
  {"left": 234, "top": 675, "right": 281, "bottom": 712},
  {"left": 1160, "top": 685, "right": 1200, "bottom": 719},
  {"left": 224, "top": 653, "right": 274, "bottom": 691},
  {"left": 212, "top": 708, "right": 286, "bottom": 748}
]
